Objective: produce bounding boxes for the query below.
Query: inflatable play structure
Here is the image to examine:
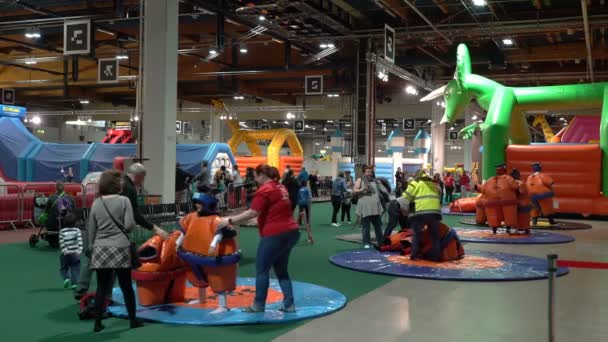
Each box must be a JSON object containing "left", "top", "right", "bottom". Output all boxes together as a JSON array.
[
  {"left": 101, "top": 122, "right": 135, "bottom": 144},
  {"left": 0, "top": 109, "right": 236, "bottom": 183},
  {"left": 329, "top": 129, "right": 424, "bottom": 189},
  {"left": 225, "top": 120, "right": 304, "bottom": 176},
  {"left": 422, "top": 43, "right": 608, "bottom": 216}
]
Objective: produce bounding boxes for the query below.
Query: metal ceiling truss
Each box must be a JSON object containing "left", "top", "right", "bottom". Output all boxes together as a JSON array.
[{"left": 366, "top": 52, "right": 432, "bottom": 91}]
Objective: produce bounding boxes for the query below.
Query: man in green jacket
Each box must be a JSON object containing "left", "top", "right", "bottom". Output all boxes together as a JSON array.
[{"left": 403, "top": 170, "right": 442, "bottom": 261}]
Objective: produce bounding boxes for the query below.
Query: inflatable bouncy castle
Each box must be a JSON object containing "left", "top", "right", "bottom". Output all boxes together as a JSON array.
[{"left": 422, "top": 43, "right": 608, "bottom": 216}]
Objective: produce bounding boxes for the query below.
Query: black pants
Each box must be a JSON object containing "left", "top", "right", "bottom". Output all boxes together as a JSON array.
[
  {"left": 311, "top": 185, "right": 319, "bottom": 198},
  {"left": 95, "top": 268, "right": 136, "bottom": 323},
  {"left": 331, "top": 195, "right": 342, "bottom": 223},
  {"left": 410, "top": 213, "right": 441, "bottom": 261},
  {"left": 341, "top": 203, "right": 351, "bottom": 222},
  {"left": 445, "top": 186, "right": 454, "bottom": 203},
  {"left": 383, "top": 201, "right": 410, "bottom": 239}
]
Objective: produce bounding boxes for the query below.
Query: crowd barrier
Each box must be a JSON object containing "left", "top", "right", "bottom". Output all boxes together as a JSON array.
[
  {"left": 0, "top": 181, "right": 249, "bottom": 232},
  {"left": 547, "top": 254, "right": 608, "bottom": 342}
]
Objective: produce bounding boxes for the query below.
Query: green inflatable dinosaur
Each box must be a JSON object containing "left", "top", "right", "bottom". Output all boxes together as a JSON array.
[{"left": 421, "top": 44, "right": 608, "bottom": 195}]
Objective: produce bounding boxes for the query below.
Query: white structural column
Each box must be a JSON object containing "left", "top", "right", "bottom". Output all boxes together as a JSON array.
[
  {"left": 431, "top": 103, "right": 445, "bottom": 174},
  {"left": 141, "top": 0, "right": 178, "bottom": 203}
]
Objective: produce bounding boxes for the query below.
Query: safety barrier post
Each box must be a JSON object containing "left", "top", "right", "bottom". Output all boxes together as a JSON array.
[{"left": 547, "top": 254, "right": 557, "bottom": 342}]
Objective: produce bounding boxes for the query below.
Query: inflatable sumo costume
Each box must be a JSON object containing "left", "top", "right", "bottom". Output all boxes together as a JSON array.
[
  {"left": 474, "top": 185, "right": 488, "bottom": 225},
  {"left": 133, "top": 232, "right": 187, "bottom": 306},
  {"left": 380, "top": 223, "right": 464, "bottom": 262},
  {"left": 511, "top": 169, "right": 531, "bottom": 233},
  {"left": 176, "top": 192, "right": 240, "bottom": 314},
  {"left": 526, "top": 162, "right": 556, "bottom": 225},
  {"left": 481, "top": 164, "right": 519, "bottom": 234},
  {"left": 449, "top": 195, "right": 478, "bottom": 213}
]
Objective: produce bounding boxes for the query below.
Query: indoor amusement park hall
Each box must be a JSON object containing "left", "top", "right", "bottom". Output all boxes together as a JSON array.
[{"left": 0, "top": 1, "right": 608, "bottom": 342}]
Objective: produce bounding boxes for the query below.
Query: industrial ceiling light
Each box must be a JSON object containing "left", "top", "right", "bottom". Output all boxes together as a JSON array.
[
  {"left": 471, "top": 114, "right": 478, "bottom": 120},
  {"left": 87, "top": 118, "right": 92, "bottom": 123},
  {"left": 116, "top": 51, "right": 129, "bottom": 60},
  {"left": 233, "top": 95, "right": 244, "bottom": 100},
  {"left": 79, "top": 99, "right": 90, "bottom": 104},
  {"left": 472, "top": 0, "right": 486, "bottom": 6},
  {"left": 405, "top": 85, "right": 418, "bottom": 95},
  {"left": 286, "top": 112, "right": 295, "bottom": 119},
  {"left": 25, "top": 59, "right": 37, "bottom": 65},
  {"left": 259, "top": 15, "right": 266, "bottom": 21},
  {"left": 319, "top": 43, "right": 328, "bottom": 49},
  {"left": 209, "top": 49, "right": 217, "bottom": 55},
  {"left": 32, "top": 116, "right": 41, "bottom": 125},
  {"left": 25, "top": 27, "right": 41, "bottom": 39},
  {"left": 133, "top": 115, "right": 139, "bottom": 121},
  {"left": 239, "top": 43, "right": 248, "bottom": 54},
  {"left": 450, "top": 126, "right": 455, "bottom": 131},
  {"left": 502, "top": 38, "right": 514, "bottom": 46},
  {"left": 327, "top": 93, "right": 340, "bottom": 98}
]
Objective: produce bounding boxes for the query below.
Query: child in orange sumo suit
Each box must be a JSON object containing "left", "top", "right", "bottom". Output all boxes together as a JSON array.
[
  {"left": 176, "top": 191, "right": 240, "bottom": 314},
  {"left": 526, "top": 162, "right": 556, "bottom": 225},
  {"left": 380, "top": 223, "right": 464, "bottom": 261}
]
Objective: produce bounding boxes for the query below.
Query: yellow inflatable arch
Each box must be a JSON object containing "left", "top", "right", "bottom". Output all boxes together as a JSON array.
[{"left": 226, "top": 120, "right": 304, "bottom": 168}]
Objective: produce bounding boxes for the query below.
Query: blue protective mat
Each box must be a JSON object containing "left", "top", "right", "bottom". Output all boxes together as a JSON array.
[
  {"left": 107, "top": 277, "right": 347, "bottom": 325},
  {"left": 454, "top": 227, "right": 575, "bottom": 244},
  {"left": 441, "top": 207, "right": 475, "bottom": 216},
  {"left": 329, "top": 249, "right": 569, "bottom": 281}
]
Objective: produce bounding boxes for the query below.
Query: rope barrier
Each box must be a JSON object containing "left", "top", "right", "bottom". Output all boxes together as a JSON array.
[
  {"left": 556, "top": 259, "right": 608, "bottom": 270},
  {"left": 547, "top": 255, "right": 608, "bottom": 342}
]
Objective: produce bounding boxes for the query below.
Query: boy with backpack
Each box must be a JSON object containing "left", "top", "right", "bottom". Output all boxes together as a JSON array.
[{"left": 59, "top": 212, "right": 82, "bottom": 289}]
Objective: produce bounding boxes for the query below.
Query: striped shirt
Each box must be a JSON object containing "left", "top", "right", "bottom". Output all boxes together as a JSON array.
[{"left": 59, "top": 227, "right": 83, "bottom": 255}]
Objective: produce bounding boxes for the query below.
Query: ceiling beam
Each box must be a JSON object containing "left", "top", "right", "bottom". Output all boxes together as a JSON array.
[
  {"left": 432, "top": 0, "right": 450, "bottom": 15},
  {"left": 506, "top": 42, "right": 608, "bottom": 62},
  {"left": 0, "top": 60, "right": 64, "bottom": 75}
]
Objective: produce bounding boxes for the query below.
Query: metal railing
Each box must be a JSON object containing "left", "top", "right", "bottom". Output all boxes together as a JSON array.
[{"left": 0, "top": 184, "right": 22, "bottom": 230}]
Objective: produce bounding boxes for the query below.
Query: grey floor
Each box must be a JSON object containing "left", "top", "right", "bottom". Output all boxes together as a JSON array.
[{"left": 275, "top": 219, "right": 608, "bottom": 342}]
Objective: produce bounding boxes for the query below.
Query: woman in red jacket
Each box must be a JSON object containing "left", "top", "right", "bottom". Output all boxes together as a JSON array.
[{"left": 218, "top": 164, "right": 300, "bottom": 313}]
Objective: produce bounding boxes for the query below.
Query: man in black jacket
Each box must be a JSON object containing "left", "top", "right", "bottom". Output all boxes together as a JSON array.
[{"left": 122, "top": 163, "right": 169, "bottom": 239}]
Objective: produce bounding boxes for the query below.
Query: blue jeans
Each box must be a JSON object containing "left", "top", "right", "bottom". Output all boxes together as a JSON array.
[
  {"left": 60, "top": 253, "right": 81, "bottom": 284},
  {"left": 254, "top": 229, "right": 301, "bottom": 309},
  {"left": 361, "top": 215, "right": 383, "bottom": 245}
]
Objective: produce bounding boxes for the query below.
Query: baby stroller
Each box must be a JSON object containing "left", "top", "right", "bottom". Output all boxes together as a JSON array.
[{"left": 29, "top": 194, "right": 77, "bottom": 248}]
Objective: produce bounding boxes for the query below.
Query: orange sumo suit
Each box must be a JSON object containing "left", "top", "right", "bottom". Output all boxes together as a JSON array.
[
  {"left": 178, "top": 213, "right": 239, "bottom": 294},
  {"left": 481, "top": 166, "right": 519, "bottom": 233},
  {"left": 380, "top": 224, "right": 464, "bottom": 262},
  {"left": 515, "top": 179, "right": 531, "bottom": 232},
  {"left": 525, "top": 172, "right": 555, "bottom": 222},
  {"left": 133, "top": 232, "right": 187, "bottom": 306},
  {"left": 475, "top": 194, "right": 487, "bottom": 225}
]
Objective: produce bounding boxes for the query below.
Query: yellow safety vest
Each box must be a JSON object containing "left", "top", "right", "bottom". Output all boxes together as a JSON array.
[{"left": 403, "top": 178, "right": 441, "bottom": 216}]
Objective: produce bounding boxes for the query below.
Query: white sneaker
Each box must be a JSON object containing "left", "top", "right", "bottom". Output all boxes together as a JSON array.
[
  {"left": 363, "top": 244, "right": 371, "bottom": 249},
  {"left": 347, "top": 221, "right": 352, "bottom": 224},
  {"left": 331, "top": 223, "right": 340, "bottom": 227}
]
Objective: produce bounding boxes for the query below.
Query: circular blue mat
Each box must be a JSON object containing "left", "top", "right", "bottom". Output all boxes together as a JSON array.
[
  {"left": 453, "top": 227, "right": 575, "bottom": 244},
  {"left": 107, "top": 277, "right": 346, "bottom": 325},
  {"left": 329, "top": 249, "right": 569, "bottom": 281}
]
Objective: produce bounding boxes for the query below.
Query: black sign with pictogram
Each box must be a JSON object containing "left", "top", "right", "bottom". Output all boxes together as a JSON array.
[
  {"left": 2, "top": 89, "right": 15, "bottom": 104},
  {"left": 384, "top": 24, "right": 395, "bottom": 63},
  {"left": 403, "top": 118, "right": 415, "bottom": 130},
  {"left": 98, "top": 58, "right": 119, "bottom": 83},
  {"left": 64, "top": 20, "right": 91, "bottom": 55},
  {"left": 305, "top": 75, "right": 323, "bottom": 95}
]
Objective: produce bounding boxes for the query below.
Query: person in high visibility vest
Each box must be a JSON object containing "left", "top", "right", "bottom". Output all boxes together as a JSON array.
[
  {"left": 403, "top": 170, "right": 442, "bottom": 261},
  {"left": 526, "top": 162, "right": 556, "bottom": 225}
]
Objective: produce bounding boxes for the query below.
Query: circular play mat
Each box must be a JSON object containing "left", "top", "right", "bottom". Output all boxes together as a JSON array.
[
  {"left": 107, "top": 277, "right": 347, "bottom": 325},
  {"left": 453, "top": 227, "right": 574, "bottom": 244},
  {"left": 459, "top": 218, "right": 591, "bottom": 230},
  {"left": 329, "top": 249, "right": 568, "bottom": 281}
]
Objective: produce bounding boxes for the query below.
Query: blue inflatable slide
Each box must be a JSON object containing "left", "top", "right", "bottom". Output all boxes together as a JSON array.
[{"left": 0, "top": 107, "right": 236, "bottom": 182}]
